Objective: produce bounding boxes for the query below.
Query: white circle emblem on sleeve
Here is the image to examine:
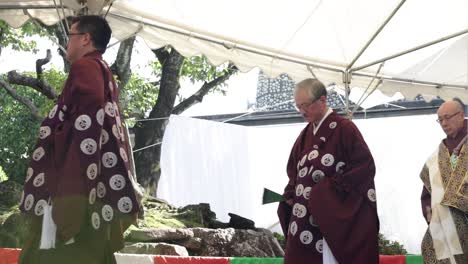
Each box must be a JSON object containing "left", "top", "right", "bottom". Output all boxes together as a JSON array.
[
  {"left": 321, "top": 154, "right": 335, "bottom": 167},
  {"left": 309, "top": 215, "right": 318, "bottom": 226},
  {"left": 25, "top": 167, "right": 33, "bottom": 182},
  {"left": 119, "top": 148, "right": 128, "bottom": 163},
  {"left": 91, "top": 212, "right": 100, "bottom": 230},
  {"left": 312, "top": 170, "right": 325, "bottom": 183},
  {"left": 80, "top": 138, "right": 98, "bottom": 155},
  {"left": 48, "top": 105, "right": 58, "bottom": 119},
  {"left": 102, "top": 205, "right": 114, "bottom": 222},
  {"left": 110, "top": 174, "right": 126, "bottom": 191},
  {"left": 303, "top": 187, "right": 311, "bottom": 200},
  {"left": 320, "top": 137, "right": 326, "bottom": 142},
  {"left": 118, "top": 197, "right": 133, "bottom": 213},
  {"left": 295, "top": 184, "right": 304, "bottom": 196},
  {"left": 33, "top": 173, "right": 45, "bottom": 187},
  {"left": 298, "top": 167, "right": 308, "bottom": 178},
  {"left": 336, "top": 161, "right": 346, "bottom": 173},
  {"left": 89, "top": 188, "right": 96, "bottom": 205},
  {"left": 105, "top": 102, "right": 115, "bottom": 117},
  {"left": 300, "top": 154, "right": 307, "bottom": 166},
  {"left": 329, "top": 122, "right": 337, "bottom": 129},
  {"left": 308, "top": 150, "right": 319, "bottom": 160},
  {"left": 24, "top": 194, "right": 34, "bottom": 211},
  {"left": 100, "top": 130, "right": 109, "bottom": 146},
  {"left": 87, "top": 163, "right": 98, "bottom": 180},
  {"left": 316, "top": 239, "right": 324, "bottom": 253},
  {"left": 74, "top": 115, "right": 92, "bottom": 131},
  {"left": 97, "top": 182, "right": 106, "bottom": 198},
  {"left": 34, "top": 199, "right": 47, "bottom": 216},
  {"left": 300, "top": 230, "right": 313, "bottom": 244},
  {"left": 289, "top": 221, "right": 298, "bottom": 236},
  {"left": 102, "top": 152, "right": 118, "bottom": 168},
  {"left": 96, "top": 109, "right": 105, "bottom": 126},
  {"left": 59, "top": 110, "right": 65, "bottom": 121},
  {"left": 292, "top": 203, "right": 307, "bottom": 218},
  {"left": 39, "top": 126, "right": 51, "bottom": 139},
  {"left": 367, "top": 188, "right": 377, "bottom": 202},
  {"left": 32, "top": 147, "right": 45, "bottom": 161},
  {"left": 112, "top": 125, "right": 120, "bottom": 140}
]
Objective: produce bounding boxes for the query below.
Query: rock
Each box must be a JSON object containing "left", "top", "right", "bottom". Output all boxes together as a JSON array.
[
  {"left": 191, "top": 227, "right": 284, "bottom": 257},
  {"left": 121, "top": 242, "right": 189, "bottom": 256},
  {"left": 228, "top": 213, "right": 255, "bottom": 229},
  {"left": 0, "top": 181, "right": 22, "bottom": 207},
  {"left": 126, "top": 228, "right": 194, "bottom": 242},
  {"left": 178, "top": 237, "right": 202, "bottom": 250}
]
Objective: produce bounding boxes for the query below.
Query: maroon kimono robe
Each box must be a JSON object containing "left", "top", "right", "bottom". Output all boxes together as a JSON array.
[
  {"left": 278, "top": 111, "right": 379, "bottom": 264},
  {"left": 19, "top": 51, "right": 139, "bottom": 262}
]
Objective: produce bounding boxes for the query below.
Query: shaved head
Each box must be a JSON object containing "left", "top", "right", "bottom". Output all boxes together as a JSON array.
[{"left": 437, "top": 100, "right": 465, "bottom": 138}]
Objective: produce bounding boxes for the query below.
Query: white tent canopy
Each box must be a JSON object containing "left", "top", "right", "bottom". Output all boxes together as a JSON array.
[{"left": 0, "top": 0, "right": 467, "bottom": 102}]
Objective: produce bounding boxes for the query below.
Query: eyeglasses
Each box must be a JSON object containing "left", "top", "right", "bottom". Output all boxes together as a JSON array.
[
  {"left": 295, "top": 98, "right": 319, "bottom": 112},
  {"left": 436, "top": 111, "right": 460, "bottom": 123}
]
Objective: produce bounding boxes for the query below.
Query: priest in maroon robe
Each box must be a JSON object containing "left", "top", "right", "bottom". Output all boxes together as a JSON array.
[
  {"left": 420, "top": 100, "right": 467, "bottom": 264},
  {"left": 18, "top": 16, "right": 140, "bottom": 264},
  {"left": 277, "top": 78, "right": 379, "bottom": 264}
]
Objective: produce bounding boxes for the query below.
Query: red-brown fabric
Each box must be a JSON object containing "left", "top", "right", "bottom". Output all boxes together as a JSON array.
[
  {"left": 154, "top": 256, "right": 230, "bottom": 264},
  {"left": 19, "top": 51, "right": 139, "bottom": 251},
  {"left": 279, "top": 112, "right": 379, "bottom": 264}
]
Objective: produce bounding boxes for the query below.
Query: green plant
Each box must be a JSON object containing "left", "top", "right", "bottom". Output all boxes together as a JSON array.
[{"left": 379, "top": 233, "right": 407, "bottom": 255}]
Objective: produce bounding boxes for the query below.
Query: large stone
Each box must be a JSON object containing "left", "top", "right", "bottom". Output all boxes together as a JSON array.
[
  {"left": 126, "top": 228, "right": 194, "bottom": 242},
  {"left": 228, "top": 213, "right": 255, "bottom": 229},
  {"left": 178, "top": 237, "right": 202, "bottom": 250},
  {"left": 121, "top": 242, "right": 189, "bottom": 256},
  {"left": 0, "top": 181, "right": 22, "bottom": 207},
  {"left": 191, "top": 228, "right": 284, "bottom": 257}
]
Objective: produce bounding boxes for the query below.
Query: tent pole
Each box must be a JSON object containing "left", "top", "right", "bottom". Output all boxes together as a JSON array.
[
  {"left": 346, "top": 0, "right": 407, "bottom": 71},
  {"left": 343, "top": 71, "right": 352, "bottom": 118},
  {"left": 351, "top": 29, "right": 468, "bottom": 72}
]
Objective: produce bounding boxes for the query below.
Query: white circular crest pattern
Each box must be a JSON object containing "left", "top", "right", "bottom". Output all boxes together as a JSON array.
[
  {"left": 110, "top": 174, "right": 126, "bottom": 191},
  {"left": 309, "top": 215, "right": 318, "bottom": 227},
  {"left": 336, "top": 161, "right": 346, "bottom": 173},
  {"left": 321, "top": 154, "right": 335, "bottom": 167},
  {"left": 292, "top": 203, "right": 307, "bottom": 218},
  {"left": 112, "top": 125, "right": 120, "bottom": 140},
  {"left": 316, "top": 239, "right": 324, "bottom": 253},
  {"left": 298, "top": 167, "right": 308, "bottom": 178},
  {"left": 300, "top": 230, "right": 314, "bottom": 244},
  {"left": 118, "top": 197, "right": 133, "bottom": 213},
  {"left": 102, "top": 205, "right": 114, "bottom": 222},
  {"left": 34, "top": 199, "right": 48, "bottom": 216},
  {"left": 24, "top": 194, "right": 34, "bottom": 211},
  {"left": 105, "top": 102, "right": 115, "bottom": 117},
  {"left": 48, "top": 105, "right": 58, "bottom": 119},
  {"left": 80, "top": 138, "right": 98, "bottom": 155},
  {"left": 39, "top": 126, "right": 51, "bottom": 139},
  {"left": 312, "top": 170, "right": 325, "bottom": 183},
  {"left": 102, "top": 152, "right": 118, "bottom": 168},
  {"left": 289, "top": 221, "right": 298, "bottom": 236},
  {"left": 119, "top": 148, "right": 128, "bottom": 163},
  {"left": 367, "top": 188, "right": 377, "bottom": 202},
  {"left": 33, "top": 173, "right": 45, "bottom": 187},
  {"left": 91, "top": 212, "right": 100, "bottom": 230},
  {"left": 329, "top": 122, "right": 337, "bottom": 129},
  {"left": 295, "top": 184, "right": 304, "bottom": 196},
  {"left": 101, "top": 130, "right": 109, "bottom": 146},
  {"left": 74, "top": 115, "right": 92, "bottom": 131},
  {"left": 89, "top": 188, "right": 96, "bottom": 205},
  {"left": 308, "top": 150, "right": 319, "bottom": 160},
  {"left": 97, "top": 182, "right": 106, "bottom": 198},
  {"left": 96, "top": 109, "right": 105, "bottom": 126},
  {"left": 25, "top": 168, "right": 33, "bottom": 182},
  {"left": 32, "top": 147, "right": 45, "bottom": 161},
  {"left": 303, "top": 187, "right": 312, "bottom": 200},
  {"left": 300, "top": 154, "right": 307, "bottom": 166},
  {"left": 87, "top": 163, "right": 98, "bottom": 180}
]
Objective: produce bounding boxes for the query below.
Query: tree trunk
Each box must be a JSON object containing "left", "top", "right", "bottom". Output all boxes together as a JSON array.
[{"left": 134, "top": 47, "right": 184, "bottom": 196}]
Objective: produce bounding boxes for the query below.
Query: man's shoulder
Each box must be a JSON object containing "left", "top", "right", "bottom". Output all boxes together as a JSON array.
[{"left": 70, "top": 57, "right": 102, "bottom": 73}]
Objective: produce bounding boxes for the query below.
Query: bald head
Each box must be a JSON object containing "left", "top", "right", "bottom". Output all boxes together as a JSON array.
[{"left": 437, "top": 100, "right": 465, "bottom": 138}]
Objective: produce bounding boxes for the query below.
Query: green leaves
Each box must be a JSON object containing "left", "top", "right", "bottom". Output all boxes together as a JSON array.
[{"left": 0, "top": 20, "right": 47, "bottom": 54}]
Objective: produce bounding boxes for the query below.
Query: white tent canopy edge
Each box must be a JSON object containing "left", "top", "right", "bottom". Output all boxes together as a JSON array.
[{"left": 0, "top": 0, "right": 466, "bottom": 104}]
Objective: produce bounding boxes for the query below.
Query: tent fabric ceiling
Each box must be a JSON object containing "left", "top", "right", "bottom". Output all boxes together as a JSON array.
[{"left": 0, "top": 0, "right": 467, "bottom": 101}]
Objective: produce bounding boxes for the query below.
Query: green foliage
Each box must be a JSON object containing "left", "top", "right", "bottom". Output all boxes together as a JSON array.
[
  {"left": 378, "top": 233, "right": 408, "bottom": 255},
  {"left": 0, "top": 20, "right": 48, "bottom": 54},
  {"left": 120, "top": 74, "right": 159, "bottom": 120},
  {"left": 0, "top": 69, "right": 66, "bottom": 183}
]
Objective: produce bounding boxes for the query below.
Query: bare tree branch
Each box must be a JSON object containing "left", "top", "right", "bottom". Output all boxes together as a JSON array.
[
  {"left": 172, "top": 63, "right": 238, "bottom": 114},
  {"left": 0, "top": 79, "right": 42, "bottom": 120},
  {"left": 7, "top": 71, "right": 58, "bottom": 100},
  {"left": 36, "top": 49, "right": 52, "bottom": 79}
]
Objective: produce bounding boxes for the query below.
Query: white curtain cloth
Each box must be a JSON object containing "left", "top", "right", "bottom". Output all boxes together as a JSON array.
[{"left": 159, "top": 114, "right": 445, "bottom": 254}]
